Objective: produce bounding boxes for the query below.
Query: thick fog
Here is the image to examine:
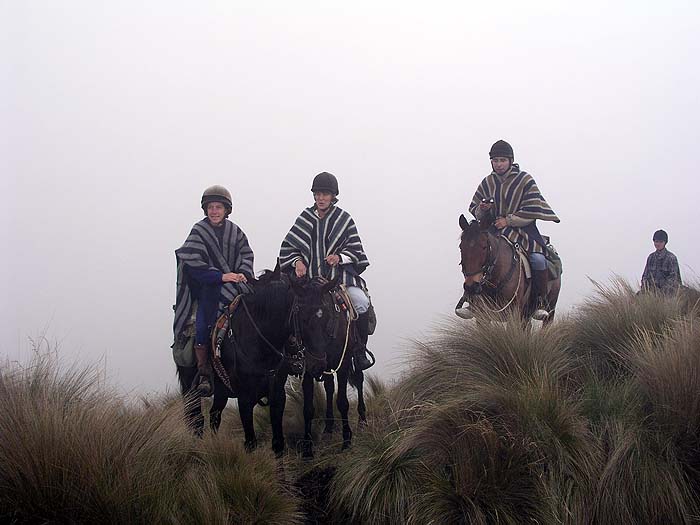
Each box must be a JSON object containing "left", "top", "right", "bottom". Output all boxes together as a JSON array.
[{"left": 2, "top": 1, "right": 698, "bottom": 395}]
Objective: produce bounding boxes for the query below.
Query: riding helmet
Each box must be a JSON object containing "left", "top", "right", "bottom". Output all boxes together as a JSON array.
[
  {"left": 201, "top": 185, "right": 233, "bottom": 215},
  {"left": 653, "top": 229, "right": 668, "bottom": 243},
  {"left": 489, "top": 140, "right": 514, "bottom": 159},
  {"left": 311, "top": 172, "right": 339, "bottom": 196}
]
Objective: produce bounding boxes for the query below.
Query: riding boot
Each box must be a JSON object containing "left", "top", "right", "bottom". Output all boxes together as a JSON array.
[
  {"left": 531, "top": 269, "right": 550, "bottom": 321},
  {"left": 194, "top": 343, "right": 214, "bottom": 397},
  {"left": 353, "top": 313, "right": 374, "bottom": 371}
]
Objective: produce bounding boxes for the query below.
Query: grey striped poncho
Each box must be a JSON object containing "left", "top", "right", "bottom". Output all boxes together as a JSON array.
[
  {"left": 469, "top": 164, "right": 559, "bottom": 253},
  {"left": 280, "top": 206, "right": 369, "bottom": 288},
  {"left": 173, "top": 219, "right": 254, "bottom": 340}
]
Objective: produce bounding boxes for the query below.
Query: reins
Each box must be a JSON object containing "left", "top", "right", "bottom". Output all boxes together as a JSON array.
[{"left": 322, "top": 285, "right": 358, "bottom": 377}]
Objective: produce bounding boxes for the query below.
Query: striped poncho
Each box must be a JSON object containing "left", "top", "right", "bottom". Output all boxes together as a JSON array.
[
  {"left": 173, "top": 219, "right": 254, "bottom": 340},
  {"left": 279, "top": 205, "right": 369, "bottom": 288},
  {"left": 469, "top": 164, "right": 559, "bottom": 253}
]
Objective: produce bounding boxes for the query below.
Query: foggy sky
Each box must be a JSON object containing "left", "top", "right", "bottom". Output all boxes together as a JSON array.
[{"left": 2, "top": 1, "right": 699, "bottom": 395}]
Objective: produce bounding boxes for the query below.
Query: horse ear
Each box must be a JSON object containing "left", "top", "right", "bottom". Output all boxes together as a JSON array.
[
  {"left": 272, "top": 258, "right": 281, "bottom": 279},
  {"left": 459, "top": 214, "right": 469, "bottom": 231}
]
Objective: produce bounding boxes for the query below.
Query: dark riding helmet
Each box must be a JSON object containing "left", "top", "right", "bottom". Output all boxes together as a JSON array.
[
  {"left": 201, "top": 185, "right": 233, "bottom": 216},
  {"left": 653, "top": 229, "right": 668, "bottom": 243},
  {"left": 489, "top": 140, "right": 514, "bottom": 159},
  {"left": 311, "top": 172, "right": 339, "bottom": 196}
]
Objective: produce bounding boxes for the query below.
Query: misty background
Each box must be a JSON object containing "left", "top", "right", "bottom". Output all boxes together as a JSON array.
[{"left": 2, "top": 1, "right": 698, "bottom": 395}]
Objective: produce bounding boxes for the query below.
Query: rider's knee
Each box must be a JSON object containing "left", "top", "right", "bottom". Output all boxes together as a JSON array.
[
  {"left": 346, "top": 286, "right": 369, "bottom": 314},
  {"left": 530, "top": 252, "right": 547, "bottom": 271}
]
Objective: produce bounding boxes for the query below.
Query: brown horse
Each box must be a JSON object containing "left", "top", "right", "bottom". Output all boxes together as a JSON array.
[{"left": 456, "top": 214, "right": 561, "bottom": 323}]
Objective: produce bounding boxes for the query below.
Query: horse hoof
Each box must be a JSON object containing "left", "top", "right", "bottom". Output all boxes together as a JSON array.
[
  {"left": 455, "top": 307, "right": 474, "bottom": 319},
  {"left": 244, "top": 440, "right": 257, "bottom": 453},
  {"left": 341, "top": 440, "right": 351, "bottom": 451}
]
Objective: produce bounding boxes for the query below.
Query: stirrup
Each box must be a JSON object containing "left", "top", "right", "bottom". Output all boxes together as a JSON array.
[
  {"left": 532, "top": 307, "right": 550, "bottom": 321},
  {"left": 455, "top": 301, "right": 474, "bottom": 319},
  {"left": 353, "top": 349, "right": 374, "bottom": 372}
]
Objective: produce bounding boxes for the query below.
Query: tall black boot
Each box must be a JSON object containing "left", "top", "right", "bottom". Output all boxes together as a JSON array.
[
  {"left": 352, "top": 313, "right": 374, "bottom": 371},
  {"left": 531, "top": 269, "right": 550, "bottom": 321},
  {"left": 194, "top": 343, "right": 214, "bottom": 397}
]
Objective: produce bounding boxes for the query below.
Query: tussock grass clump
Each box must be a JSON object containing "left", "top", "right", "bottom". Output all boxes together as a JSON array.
[
  {"left": 593, "top": 421, "right": 700, "bottom": 524},
  {"left": 329, "top": 428, "right": 436, "bottom": 524},
  {"left": 326, "top": 314, "right": 601, "bottom": 523},
  {"left": 567, "top": 279, "right": 690, "bottom": 379},
  {"left": 0, "top": 354, "right": 302, "bottom": 524}
]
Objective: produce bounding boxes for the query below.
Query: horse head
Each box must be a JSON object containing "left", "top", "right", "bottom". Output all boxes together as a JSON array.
[
  {"left": 459, "top": 214, "right": 493, "bottom": 293},
  {"left": 292, "top": 275, "right": 341, "bottom": 377}
]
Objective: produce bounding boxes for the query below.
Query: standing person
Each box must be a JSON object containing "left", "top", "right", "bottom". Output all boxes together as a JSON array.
[
  {"left": 470, "top": 140, "right": 560, "bottom": 320},
  {"left": 641, "top": 229, "right": 682, "bottom": 294},
  {"left": 280, "top": 172, "right": 374, "bottom": 371},
  {"left": 174, "top": 185, "right": 254, "bottom": 396}
]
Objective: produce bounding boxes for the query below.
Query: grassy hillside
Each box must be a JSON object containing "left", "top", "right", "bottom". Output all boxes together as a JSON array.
[{"left": 2, "top": 282, "right": 698, "bottom": 524}]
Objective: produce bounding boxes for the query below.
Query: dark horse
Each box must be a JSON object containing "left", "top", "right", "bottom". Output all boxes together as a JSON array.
[
  {"left": 176, "top": 265, "right": 298, "bottom": 455},
  {"left": 456, "top": 214, "right": 561, "bottom": 323},
  {"left": 292, "top": 276, "right": 368, "bottom": 458}
]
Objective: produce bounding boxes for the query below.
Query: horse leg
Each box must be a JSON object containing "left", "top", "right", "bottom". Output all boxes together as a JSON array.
[
  {"left": 323, "top": 374, "right": 335, "bottom": 434},
  {"left": 301, "top": 372, "right": 315, "bottom": 458},
  {"left": 354, "top": 369, "right": 367, "bottom": 427},
  {"left": 336, "top": 367, "right": 352, "bottom": 450},
  {"left": 269, "top": 372, "right": 288, "bottom": 457},
  {"left": 209, "top": 389, "right": 228, "bottom": 433},
  {"left": 237, "top": 386, "right": 257, "bottom": 452},
  {"left": 178, "top": 365, "right": 204, "bottom": 437}
]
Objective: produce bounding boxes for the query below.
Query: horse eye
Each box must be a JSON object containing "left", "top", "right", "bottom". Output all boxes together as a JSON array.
[{"left": 315, "top": 309, "right": 323, "bottom": 319}]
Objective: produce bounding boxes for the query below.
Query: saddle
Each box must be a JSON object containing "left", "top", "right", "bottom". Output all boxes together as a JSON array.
[{"left": 501, "top": 235, "right": 562, "bottom": 283}]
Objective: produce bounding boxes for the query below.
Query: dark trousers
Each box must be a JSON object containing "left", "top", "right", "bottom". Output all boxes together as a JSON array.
[{"left": 194, "top": 283, "right": 220, "bottom": 345}]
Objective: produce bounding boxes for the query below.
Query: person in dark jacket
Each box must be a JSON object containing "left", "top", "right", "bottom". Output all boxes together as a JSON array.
[
  {"left": 173, "top": 185, "right": 254, "bottom": 395},
  {"left": 641, "top": 229, "right": 682, "bottom": 294}
]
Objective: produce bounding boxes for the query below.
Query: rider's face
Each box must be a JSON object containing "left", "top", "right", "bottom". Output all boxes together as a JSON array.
[
  {"left": 314, "top": 191, "right": 334, "bottom": 212},
  {"left": 491, "top": 156, "right": 512, "bottom": 175},
  {"left": 206, "top": 202, "right": 227, "bottom": 226},
  {"left": 653, "top": 239, "right": 666, "bottom": 251}
]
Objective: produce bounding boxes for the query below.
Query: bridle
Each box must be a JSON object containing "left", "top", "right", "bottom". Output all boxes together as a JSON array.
[
  {"left": 458, "top": 230, "right": 523, "bottom": 312},
  {"left": 461, "top": 232, "right": 499, "bottom": 282}
]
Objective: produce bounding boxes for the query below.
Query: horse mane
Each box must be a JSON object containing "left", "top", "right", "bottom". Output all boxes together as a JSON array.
[{"left": 244, "top": 271, "right": 292, "bottom": 326}]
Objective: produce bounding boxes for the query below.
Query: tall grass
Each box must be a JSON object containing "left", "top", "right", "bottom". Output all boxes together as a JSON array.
[
  {"left": 3, "top": 281, "right": 699, "bottom": 523},
  {"left": 325, "top": 283, "right": 700, "bottom": 523},
  {"left": 0, "top": 353, "right": 302, "bottom": 524}
]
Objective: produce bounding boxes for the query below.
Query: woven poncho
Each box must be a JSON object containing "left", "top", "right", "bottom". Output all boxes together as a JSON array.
[
  {"left": 469, "top": 164, "right": 559, "bottom": 253},
  {"left": 279, "top": 205, "right": 369, "bottom": 288},
  {"left": 173, "top": 219, "right": 254, "bottom": 340}
]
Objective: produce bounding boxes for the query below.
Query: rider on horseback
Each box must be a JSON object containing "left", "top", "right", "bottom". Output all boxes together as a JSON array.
[
  {"left": 279, "top": 172, "right": 374, "bottom": 371},
  {"left": 174, "top": 185, "right": 254, "bottom": 396},
  {"left": 470, "top": 140, "right": 560, "bottom": 320}
]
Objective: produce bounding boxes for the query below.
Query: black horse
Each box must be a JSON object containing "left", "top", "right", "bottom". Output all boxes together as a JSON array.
[
  {"left": 177, "top": 265, "right": 298, "bottom": 456},
  {"left": 293, "top": 276, "right": 368, "bottom": 458}
]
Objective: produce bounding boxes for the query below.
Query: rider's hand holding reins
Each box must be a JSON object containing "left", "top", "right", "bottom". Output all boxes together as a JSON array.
[
  {"left": 325, "top": 254, "right": 340, "bottom": 266},
  {"left": 494, "top": 217, "right": 508, "bottom": 229},
  {"left": 294, "top": 260, "right": 307, "bottom": 278},
  {"left": 222, "top": 272, "right": 247, "bottom": 283}
]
